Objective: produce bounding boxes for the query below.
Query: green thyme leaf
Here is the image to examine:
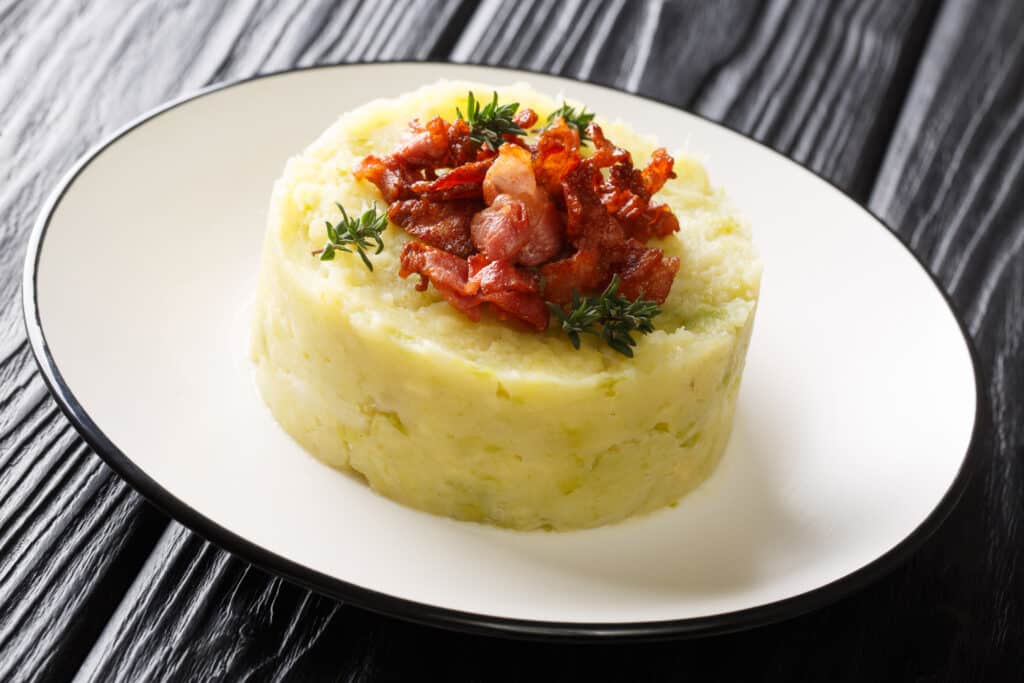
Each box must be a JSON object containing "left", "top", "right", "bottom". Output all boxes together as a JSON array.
[
  {"left": 547, "top": 275, "right": 661, "bottom": 358},
  {"left": 312, "top": 202, "right": 388, "bottom": 272},
  {"left": 456, "top": 91, "right": 526, "bottom": 151}
]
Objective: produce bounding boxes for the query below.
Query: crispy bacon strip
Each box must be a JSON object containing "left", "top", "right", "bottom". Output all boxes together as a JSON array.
[
  {"left": 353, "top": 155, "right": 419, "bottom": 202},
  {"left": 642, "top": 148, "right": 675, "bottom": 195},
  {"left": 470, "top": 195, "right": 530, "bottom": 262},
  {"left": 479, "top": 144, "right": 562, "bottom": 265},
  {"left": 399, "top": 243, "right": 548, "bottom": 330},
  {"left": 562, "top": 162, "right": 626, "bottom": 250},
  {"left": 398, "top": 242, "right": 480, "bottom": 319},
  {"left": 598, "top": 143, "right": 678, "bottom": 241},
  {"left": 588, "top": 123, "right": 631, "bottom": 168},
  {"left": 539, "top": 247, "right": 604, "bottom": 307},
  {"left": 613, "top": 197, "right": 680, "bottom": 241},
  {"left": 447, "top": 118, "right": 478, "bottom": 167},
  {"left": 394, "top": 117, "right": 450, "bottom": 167},
  {"left": 611, "top": 240, "right": 680, "bottom": 304},
  {"left": 467, "top": 255, "right": 539, "bottom": 294},
  {"left": 533, "top": 118, "right": 581, "bottom": 199},
  {"left": 388, "top": 198, "right": 480, "bottom": 258},
  {"left": 467, "top": 255, "right": 549, "bottom": 330},
  {"left": 409, "top": 160, "right": 493, "bottom": 200}
]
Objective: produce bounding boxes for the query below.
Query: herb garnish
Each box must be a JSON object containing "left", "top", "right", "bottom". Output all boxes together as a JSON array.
[
  {"left": 312, "top": 202, "right": 388, "bottom": 271},
  {"left": 456, "top": 91, "right": 526, "bottom": 151},
  {"left": 545, "top": 102, "right": 596, "bottom": 144},
  {"left": 547, "top": 276, "right": 661, "bottom": 357}
]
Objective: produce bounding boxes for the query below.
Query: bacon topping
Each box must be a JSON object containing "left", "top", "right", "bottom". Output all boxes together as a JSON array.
[
  {"left": 480, "top": 144, "right": 563, "bottom": 265},
  {"left": 409, "top": 160, "right": 493, "bottom": 200},
  {"left": 394, "top": 117, "right": 450, "bottom": 167},
  {"left": 387, "top": 198, "right": 480, "bottom": 258},
  {"left": 470, "top": 195, "right": 530, "bottom": 262},
  {"left": 357, "top": 108, "right": 683, "bottom": 333},
  {"left": 353, "top": 155, "right": 418, "bottom": 202},
  {"left": 399, "top": 243, "right": 548, "bottom": 330},
  {"left": 539, "top": 247, "right": 603, "bottom": 308},
  {"left": 613, "top": 240, "right": 680, "bottom": 303},
  {"left": 593, "top": 128, "right": 679, "bottom": 242},
  {"left": 533, "top": 118, "right": 581, "bottom": 199}
]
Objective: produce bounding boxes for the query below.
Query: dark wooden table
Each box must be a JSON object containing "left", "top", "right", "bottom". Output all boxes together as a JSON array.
[{"left": 1, "top": 1, "right": 1021, "bottom": 680}]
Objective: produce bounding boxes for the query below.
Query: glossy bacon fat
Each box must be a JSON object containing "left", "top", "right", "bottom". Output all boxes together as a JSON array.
[{"left": 353, "top": 105, "right": 681, "bottom": 331}]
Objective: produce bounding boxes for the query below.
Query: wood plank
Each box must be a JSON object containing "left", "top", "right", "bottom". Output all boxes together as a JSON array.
[
  {"left": 691, "top": 0, "right": 940, "bottom": 199},
  {"left": 0, "top": 1, "right": 475, "bottom": 679},
  {"left": 866, "top": 0, "right": 1024, "bottom": 679},
  {"left": 0, "top": 367, "right": 165, "bottom": 682},
  {"left": 70, "top": 1, "right": 972, "bottom": 681},
  {"left": 0, "top": 0, "right": 239, "bottom": 675},
  {"left": 77, "top": 526, "right": 383, "bottom": 681}
]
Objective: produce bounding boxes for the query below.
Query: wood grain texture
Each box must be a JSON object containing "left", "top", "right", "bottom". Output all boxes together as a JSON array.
[
  {"left": 0, "top": 0, "right": 474, "bottom": 679},
  {"left": 690, "top": 0, "right": 940, "bottom": 199},
  {"left": 2, "top": 0, "right": 1021, "bottom": 680},
  {"left": 866, "top": 0, "right": 1024, "bottom": 679},
  {"left": 0, "top": 371, "right": 165, "bottom": 682},
  {"left": 77, "top": 526, "right": 382, "bottom": 682}
]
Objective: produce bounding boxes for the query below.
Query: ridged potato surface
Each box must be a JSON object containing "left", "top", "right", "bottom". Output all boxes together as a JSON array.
[{"left": 251, "top": 81, "right": 761, "bottom": 530}]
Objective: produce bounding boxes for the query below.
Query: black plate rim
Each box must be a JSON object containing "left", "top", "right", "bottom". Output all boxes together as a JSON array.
[{"left": 21, "top": 61, "right": 987, "bottom": 643}]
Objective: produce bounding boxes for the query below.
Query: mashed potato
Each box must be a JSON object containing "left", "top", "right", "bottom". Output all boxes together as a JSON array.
[{"left": 251, "top": 81, "right": 761, "bottom": 530}]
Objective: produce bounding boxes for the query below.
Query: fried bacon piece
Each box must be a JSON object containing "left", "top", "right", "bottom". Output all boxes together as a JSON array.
[
  {"left": 409, "top": 160, "right": 493, "bottom": 200},
  {"left": 519, "top": 201, "right": 564, "bottom": 265},
  {"left": 447, "top": 118, "right": 479, "bottom": 167},
  {"left": 562, "top": 161, "right": 626, "bottom": 249},
  {"left": 353, "top": 155, "right": 419, "bottom": 202},
  {"left": 585, "top": 123, "right": 678, "bottom": 238},
  {"left": 394, "top": 116, "right": 450, "bottom": 167},
  {"left": 483, "top": 144, "right": 538, "bottom": 201},
  {"left": 593, "top": 128, "right": 679, "bottom": 241},
  {"left": 612, "top": 240, "right": 680, "bottom": 303},
  {"left": 470, "top": 195, "right": 530, "bottom": 262},
  {"left": 398, "top": 241, "right": 479, "bottom": 319},
  {"left": 588, "top": 123, "right": 631, "bottom": 168},
  {"left": 466, "top": 254, "right": 538, "bottom": 295},
  {"left": 467, "top": 255, "right": 549, "bottom": 330},
  {"left": 356, "top": 120, "right": 492, "bottom": 202},
  {"left": 612, "top": 196, "right": 680, "bottom": 242},
  {"left": 642, "top": 148, "right": 676, "bottom": 195},
  {"left": 533, "top": 118, "right": 581, "bottom": 198},
  {"left": 478, "top": 144, "right": 562, "bottom": 265},
  {"left": 399, "top": 243, "right": 548, "bottom": 330},
  {"left": 539, "top": 247, "right": 603, "bottom": 307},
  {"left": 387, "top": 198, "right": 480, "bottom": 258}
]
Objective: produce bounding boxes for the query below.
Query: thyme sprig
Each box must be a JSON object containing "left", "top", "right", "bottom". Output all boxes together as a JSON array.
[
  {"left": 545, "top": 102, "right": 596, "bottom": 144},
  {"left": 312, "top": 202, "right": 388, "bottom": 271},
  {"left": 547, "top": 275, "right": 661, "bottom": 358},
  {"left": 456, "top": 91, "right": 526, "bottom": 151}
]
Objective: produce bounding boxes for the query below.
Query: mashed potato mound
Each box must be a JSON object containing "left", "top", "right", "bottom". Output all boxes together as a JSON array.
[{"left": 251, "top": 81, "right": 761, "bottom": 530}]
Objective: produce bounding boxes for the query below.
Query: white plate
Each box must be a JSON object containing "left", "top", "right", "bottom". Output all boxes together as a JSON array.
[{"left": 23, "top": 63, "right": 980, "bottom": 640}]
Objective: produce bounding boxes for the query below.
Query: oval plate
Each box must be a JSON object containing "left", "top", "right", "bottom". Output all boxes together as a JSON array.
[{"left": 23, "top": 63, "right": 981, "bottom": 641}]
